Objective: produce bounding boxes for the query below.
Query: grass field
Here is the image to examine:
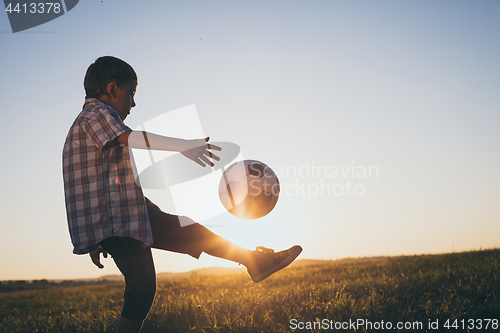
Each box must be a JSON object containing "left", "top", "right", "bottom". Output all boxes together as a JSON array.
[{"left": 1, "top": 249, "right": 499, "bottom": 332}]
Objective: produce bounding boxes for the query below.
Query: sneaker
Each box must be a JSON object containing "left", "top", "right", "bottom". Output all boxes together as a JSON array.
[{"left": 245, "top": 245, "right": 303, "bottom": 283}]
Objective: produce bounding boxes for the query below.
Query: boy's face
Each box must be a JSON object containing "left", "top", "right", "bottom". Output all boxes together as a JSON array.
[{"left": 105, "top": 79, "right": 137, "bottom": 121}]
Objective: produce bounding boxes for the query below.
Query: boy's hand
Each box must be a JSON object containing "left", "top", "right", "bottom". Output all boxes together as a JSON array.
[
  {"left": 90, "top": 246, "right": 108, "bottom": 269},
  {"left": 181, "top": 137, "right": 222, "bottom": 167}
]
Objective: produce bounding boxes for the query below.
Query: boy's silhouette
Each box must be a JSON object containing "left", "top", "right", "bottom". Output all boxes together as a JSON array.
[{"left": 62, "top": 56, "right": 302, "bottom": 333}]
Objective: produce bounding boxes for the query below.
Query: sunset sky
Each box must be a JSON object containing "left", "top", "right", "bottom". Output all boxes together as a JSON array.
[{"left": 1, "top": 0, "right": 499, "bottom": 280}]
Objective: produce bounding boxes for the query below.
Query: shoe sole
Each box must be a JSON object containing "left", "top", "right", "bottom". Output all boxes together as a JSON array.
[{"left": 251, "top": 245, "right": 303, "bottom": 283}]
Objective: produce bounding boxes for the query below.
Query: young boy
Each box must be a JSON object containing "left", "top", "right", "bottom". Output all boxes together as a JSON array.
[{"left": 63, "top": 56, "right": 302, "bottom": 333}]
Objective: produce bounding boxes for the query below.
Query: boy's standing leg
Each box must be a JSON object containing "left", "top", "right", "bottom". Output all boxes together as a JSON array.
[
  {"left": 115, "top": 316, "right": 143, "bottom": 333},
  {"left": 98, "top": 237, "right": 157, "bottom": 333}
]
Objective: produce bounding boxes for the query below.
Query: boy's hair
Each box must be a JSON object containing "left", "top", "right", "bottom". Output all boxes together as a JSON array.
[{"left": 84, "top": 56, "right": 137, "bottom": 99}]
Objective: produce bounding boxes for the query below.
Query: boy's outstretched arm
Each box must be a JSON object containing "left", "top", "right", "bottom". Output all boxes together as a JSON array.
[{"left": 117, "top": 131, "right": 221, "bottom": 167}]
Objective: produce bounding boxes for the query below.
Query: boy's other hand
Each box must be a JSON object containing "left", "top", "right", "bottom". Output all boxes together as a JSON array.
[
  {"left": 90, "top": 246, "right": 108, "bottom": 269},
  {"left": 181, "top": 137, "right": 222, "bottom": 167}
]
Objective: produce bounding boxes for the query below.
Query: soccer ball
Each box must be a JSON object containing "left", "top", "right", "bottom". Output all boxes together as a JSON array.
[{"left": 218, "top": 160, "right": 280, "bottom": 219}]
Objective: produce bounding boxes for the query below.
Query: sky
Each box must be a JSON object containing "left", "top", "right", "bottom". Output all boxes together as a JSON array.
[{"left": 0, "top": 0, "right": 499, "bottom": 280}]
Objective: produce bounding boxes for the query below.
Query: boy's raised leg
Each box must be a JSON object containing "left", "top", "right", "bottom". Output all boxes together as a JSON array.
[
  {"left": 201, "top": 234, "right": 303, "bottom": 282},
  {"left": 147, "top": 199, "right": 302, "bottom": 282},
  {"left": 196, "top": 232, "right": 252, "bottom": 264}
]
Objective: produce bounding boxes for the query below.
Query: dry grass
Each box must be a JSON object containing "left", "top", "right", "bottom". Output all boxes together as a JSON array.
[{"left": 1, "top": 249, "right": 499, "bottom": 332}]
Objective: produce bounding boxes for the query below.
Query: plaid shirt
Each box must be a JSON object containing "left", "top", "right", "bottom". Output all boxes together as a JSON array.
[{"left": 63, "top": 98, "right": 153, "bottom": 254}]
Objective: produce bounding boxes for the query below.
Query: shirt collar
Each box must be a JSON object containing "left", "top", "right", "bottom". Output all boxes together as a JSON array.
[{"left": 83, "top": 97, "right": 108, "bottom": 109}]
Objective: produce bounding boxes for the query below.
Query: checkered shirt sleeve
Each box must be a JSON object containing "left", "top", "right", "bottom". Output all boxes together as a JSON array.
[{"left": 63, "top": 99, "right": 153, "bottom": 254}]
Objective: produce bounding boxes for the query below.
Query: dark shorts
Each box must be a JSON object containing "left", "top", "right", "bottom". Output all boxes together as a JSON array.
[
  {"left": 147, "top": 198, "right": 217, "bottom": 259},
  {"left": 99, "top": 198, "right": 218, "bottom": 321}
]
